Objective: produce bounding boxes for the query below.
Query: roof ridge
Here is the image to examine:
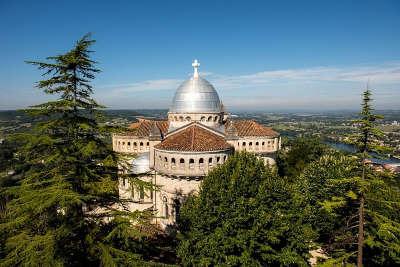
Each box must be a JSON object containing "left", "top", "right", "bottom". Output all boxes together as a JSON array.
[
  {"left": 191, "top": 126, "right": 195, "bottom": 150},
  {"left": 165, "top": 121, "right": 197, "bottom": 137}
]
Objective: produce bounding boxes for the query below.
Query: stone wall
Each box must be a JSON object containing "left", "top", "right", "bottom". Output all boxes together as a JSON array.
[
  {"left": 113, "top": 134, "right": 151, "bottom": 153},
  {"left": 228, "top": 136, "right": 281, "bottom": 153},
  {"left": 118, "top": 172, "right": 201, "bottom": 227},
  {"left": 153, "top": 148, "right": 233, "bottom": 177}
]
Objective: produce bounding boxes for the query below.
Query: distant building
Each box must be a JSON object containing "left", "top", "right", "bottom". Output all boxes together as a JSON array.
[
  {"left": 112, "top": 60, "right": 281, "bottom": 227},
  {"left": 383, "top": 163, "right": 400, "bottom": 173}
]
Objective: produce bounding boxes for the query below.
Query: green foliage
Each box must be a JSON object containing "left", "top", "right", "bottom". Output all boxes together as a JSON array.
[
  {"left": 276, "top": 136, "right": 328, "bottom": 178},
  {"left": 0, "top": 34, "right": 156, "bottom": 266},
  {"left": 298, "top": 153, "right": 400, "bottom": 265},
  {"left": 177, "top": 152, "right": 315, "bottom": 266},
  {"left": 350, "top": 89, "right": 390, "bottom": 155},
  {"left": 350, "top": 88, "right": 395, "bottom": 266},
  {"left": 0, "top": 140, "right": 18, "bottom": 172},
  {"left": 298, "top": 154, "right": 361, "bottom": 261},
  {"left": 362, "top": 170, "right": 400, "bottom": 266}
]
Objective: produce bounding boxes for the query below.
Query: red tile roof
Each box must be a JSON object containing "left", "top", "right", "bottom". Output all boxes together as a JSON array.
[
  {"left": 231, "top": 120, "right": 279, "bottom": 137},
  {"left": 128, "top": 119, "right": 169, "bottom": 137},
  {"left": 125, "top": 119, "right": 278, "bottom": 139},
  {"left": 155, "top": 125, "right": 232, "bottom": 152}
]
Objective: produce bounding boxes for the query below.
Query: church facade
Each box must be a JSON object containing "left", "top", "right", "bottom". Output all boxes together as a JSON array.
[{"left": 112, "top": 60, "right": 281, "bottom": 227}]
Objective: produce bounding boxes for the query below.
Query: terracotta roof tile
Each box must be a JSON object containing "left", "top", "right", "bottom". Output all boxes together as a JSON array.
[
  {"left": 155, "top": 125, "right": 232, "bottom": 152},
  {"left": 128, "top": 119, "right": 169, "bottom": 137},
  {"left": 231, "top": 120, "right": 279, "bottom": 137}
]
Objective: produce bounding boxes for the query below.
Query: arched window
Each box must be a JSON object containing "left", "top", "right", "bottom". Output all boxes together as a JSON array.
[
  {"left": 242, "top": 142, "right": 246, "bottom": 146},
  {"left": 139, "top": 186, "right": 144, "bottom": 201},
  {"left": 140, "top": 142, "right": 143, "bottom": 146},
  {"left": 217, "top": 156, "right": 220, "bottom": 163},
  {"left": 118, "top": 141, "right": 120, "bottom": 145},
  {"left": 146, "top": 142, "right": 149, "bottom": 146},
  {"left": 262, "top": 141, "right": 265, "bottom": 146},
  {"left": 189, "top": 159, "right": 195, "bottom": 169},
  {"left": 179, "top": 116, "right": 184, "bottom": 122},
  {"left": 249, "top": 142, "right": 252, "bottom": 146},
  {"left": 171, "top": 158, "right": 176, "bottom": 164},
  {"left": 164, "top": 157, "right": 168, "bottom": 167},
  {"left": 256, "top": 142, "right": 259, "bottom": 146},
  {"left": 173, "top": 199, "right": 181, "bottom": 221},
  {"left": 180, "top": 158, "right": 185, "bottom": 168},
  {"left": 207, "top": 116, "right": 212, "bottom": 122},
  {"left": 185, "top": 116, "right": 191, "bottom": 121},
  {"left": 223, "top": 156, "right": 227, "bottom": 161},
  {"left": 127, "top": 142, "right": 131, "bottom": 146},
  {"left": 134, "top": 142, "right": 137, "bottom": 147},
  {"left": 122, "top": 142, "right": 125, "bottom": 146},
  {"left": 180, "top": 158, "right": 185, "bottom": 163},
  {"left": 214, "top": 116, "right": 218, "bottom": 122},
  {"left": 163, "top": 196, "right": 168, "bottom": 218},
  {"left": 200, "top": 116, "right": 206, "bottom": 121},
  {"left": 208, "top": 158, "right": 213, "bottom": 163},
  {"left": 199, "top": 158, "right": 204, "bottom": 169}
]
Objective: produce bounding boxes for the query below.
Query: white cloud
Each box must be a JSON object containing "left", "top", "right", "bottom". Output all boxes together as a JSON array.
[
  {"left": 99, "top": 79, "right": 182, "bottom": 95},
  {"left": 96, "top": 62, "right": 400, "bottom": 109},
  {"left": 210, "top": 62, "right": 400, "bottom": 90}
]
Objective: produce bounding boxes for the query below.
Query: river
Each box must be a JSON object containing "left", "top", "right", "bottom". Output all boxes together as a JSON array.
[{"left": 325, "top": 141, "right": 400, "bottom": 165}]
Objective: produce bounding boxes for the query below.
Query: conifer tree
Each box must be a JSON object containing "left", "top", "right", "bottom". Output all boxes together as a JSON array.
[
  {"left": 352, "top": 88, "right": 387, "bottom": 266},
  {"left": 298, "top": 88, "right": 400, "bottom": 265},
  {"left": 299, "top": 153, "right": 400, "bottom": 266},
  {"left": 276, "top": 136, "right": 327, "bottom": 179},
  {"left": 0, "top": 34, "right": 155, "bottom": 266}
]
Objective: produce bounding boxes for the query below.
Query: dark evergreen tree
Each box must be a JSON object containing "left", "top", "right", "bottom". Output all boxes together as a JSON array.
[
  {"left": 177, "top": 152, "right": 315, "bottom": 266},
  {"left": 276, "top": 136, "right": 327, "bottom": 179},
  {"left": 351, "top": 88, "right": 392, "bottom": 267},
  {"left": 299, "top": 153, "right": 400, "bottom": 266},
  {"left": 0, "top": 34, "right": 156, "bottom": 266},
  {"left": 297, "top": 90, "right": 400, "bottom": 265}
]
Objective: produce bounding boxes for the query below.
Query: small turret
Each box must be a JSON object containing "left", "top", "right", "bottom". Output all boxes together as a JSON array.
[
  {"left": 225, "top": 120, "right": 239, "bottom": 140},
  {"left": 149, "top": 121, "right": 162, "bottom": 141}
]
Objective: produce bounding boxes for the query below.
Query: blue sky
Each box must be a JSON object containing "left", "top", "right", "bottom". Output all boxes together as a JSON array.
[{"left": 0, "top": 0, "right": 399, "bottom": 110}]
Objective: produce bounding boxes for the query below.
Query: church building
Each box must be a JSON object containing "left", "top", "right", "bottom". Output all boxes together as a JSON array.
[{"left": 112, "top": 60, "right": 281, "bottom": 227}]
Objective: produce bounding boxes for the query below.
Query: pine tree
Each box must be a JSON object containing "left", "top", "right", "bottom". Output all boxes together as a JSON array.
[
  {"left": 0, "top": 34, "right": 155, "bottom": 266},
  {"left": 298, "top": 152, "right": 400, "bottom": 266},
  {"left": 298, "top": 88, "right": 400, "bottom": 265},
  {"left": 352, "top": 88, "right": 388, "bottom": 267},
  {"left": 177, "top": 151, "right": 315, "bottom": 266}
]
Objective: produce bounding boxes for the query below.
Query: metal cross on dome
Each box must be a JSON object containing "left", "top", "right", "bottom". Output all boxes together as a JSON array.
[{"left": 192, "top": 59, "right": 200, "bottom": 78}]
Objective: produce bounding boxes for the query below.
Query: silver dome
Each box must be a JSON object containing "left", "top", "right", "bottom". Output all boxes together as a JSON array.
[
  {"left": 131, "top": 153, "right": 150, "bottom": 174},
  {"left": 169, "top": 77, "right": 222, "bottom": 113}
]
